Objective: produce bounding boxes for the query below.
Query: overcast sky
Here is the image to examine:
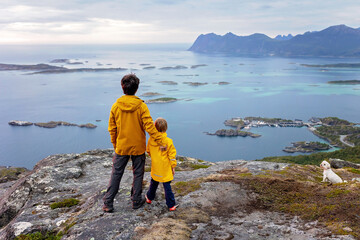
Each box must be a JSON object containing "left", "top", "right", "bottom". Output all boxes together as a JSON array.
[{"left": 0, "top": 0, "right": 359, "bottom": 44}]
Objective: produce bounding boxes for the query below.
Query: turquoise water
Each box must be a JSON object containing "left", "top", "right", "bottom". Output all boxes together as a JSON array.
[{"left": 1, "top": 44, "right": 359, "bottom": 168}]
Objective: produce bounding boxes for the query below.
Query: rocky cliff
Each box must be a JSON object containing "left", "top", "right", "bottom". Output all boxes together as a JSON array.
[{"left": 0, "top": 149, "right": 359, "bottom": 239}]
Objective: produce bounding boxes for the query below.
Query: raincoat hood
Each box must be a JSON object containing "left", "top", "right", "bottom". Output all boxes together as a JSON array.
[{"left": 116, "top": 95, "right": 143, "bottom": 112}]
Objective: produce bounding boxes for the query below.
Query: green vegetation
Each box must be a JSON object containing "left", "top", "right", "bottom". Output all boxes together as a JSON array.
[
  {"left": 345, "top": 168, "right": 360, "bottom": 175},
  {"left": 283, "top": 141, "right": 331, "bottom": 153},
  {"left": 50, "top": 198, "right": 80, "bottom": 209},
  {"left": 173, "top": 179, "right": 203, "bottom": 196},
  {"left": 319, "top": 117, "right": 353, "bottom": 126},
  {"left": 224, "top": 118, "right": 245, "bottom": 128},
  {"left": 346, "top": 134, "right": 360, "bottom": 146},
  {"left": 207, "top": 165, "right": 360, "bottom": 238},
  {"left": 258, "top": 146, "right": 360, "bottom": 165},
  {"left": 328, "top": 80, "right": 360, "bottom": 85},
  {"left": 189, "top": 164, "right": 210, "bottom": 170},
  {"left": 314, "top": 125, "right": 360, "bottom": 147},
  {"left": 15, "top": 231, "right": 62, "bottom": 240},
  {"left": 0, "top": 167, "right": 27, "bottom": 183},
  {"left": 244, "top": 117, "right": 293, "bottom": 123}
]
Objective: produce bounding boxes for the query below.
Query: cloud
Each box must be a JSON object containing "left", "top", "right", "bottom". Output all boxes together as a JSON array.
[{"left": 0, "top": 0, "right": 359, "bottom": 44}]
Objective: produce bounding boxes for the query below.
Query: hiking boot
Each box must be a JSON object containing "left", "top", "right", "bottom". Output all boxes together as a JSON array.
[
  {"left": 102, "top": 205, "right": 114, "bottom": 213},
  {"left": 169, "top": 204, "right": 179, "bottom": 211},
  {"left": 133, "top": 198, "right": 145, "bottom": 209},
  {"left": 145, "top": 194, "right": 152, "bottom": 204}
]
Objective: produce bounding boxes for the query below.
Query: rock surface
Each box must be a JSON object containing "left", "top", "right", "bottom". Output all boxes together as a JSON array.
[
  {"left": 0, "top": 149, "right": 356, "bottom": 240},
  {"left": 329, "top": 158, "right": 360, "bottom": 169}
]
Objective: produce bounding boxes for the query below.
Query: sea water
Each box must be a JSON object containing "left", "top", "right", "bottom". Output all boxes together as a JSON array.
[{"left": 0, "top": 44, "right": 359, "bottom": 168}]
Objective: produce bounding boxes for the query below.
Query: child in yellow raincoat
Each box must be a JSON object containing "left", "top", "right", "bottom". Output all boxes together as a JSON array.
[{"left": 145, "top": 117, "right": 178, "bottom": 211}]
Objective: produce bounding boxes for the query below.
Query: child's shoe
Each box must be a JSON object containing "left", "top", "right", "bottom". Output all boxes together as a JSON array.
[
  {"left": 169, "top": 204, "right": 179, "bottom": 211},
  {"left": 145, "top": 194, "right": 152, "bottom": 204}
]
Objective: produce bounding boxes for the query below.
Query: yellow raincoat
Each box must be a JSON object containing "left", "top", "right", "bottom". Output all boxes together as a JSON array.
[
  {"left": 108, "top": 95, "right": 164, "bottom": 155},
  {"left": 147, "top": 132, "right": 177, "bottom": 182}
]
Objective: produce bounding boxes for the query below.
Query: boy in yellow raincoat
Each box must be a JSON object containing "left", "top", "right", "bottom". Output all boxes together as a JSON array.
[{"left": 145, "top": 117, "right": 178, "bottom": 211}]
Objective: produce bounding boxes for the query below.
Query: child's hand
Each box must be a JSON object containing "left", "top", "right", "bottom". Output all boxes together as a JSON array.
[{"left": 172, "top": 167, "right": 175, "bottom": 176}]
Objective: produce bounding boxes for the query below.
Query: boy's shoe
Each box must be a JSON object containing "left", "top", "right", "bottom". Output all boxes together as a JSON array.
[
  {"left": 102, "top": 205, "right": 114, "bottom": 213},
  {"left": 169, "top": 204, "right": 179, "bottom": 211},
  {"left": 145, "top": 194, "right": 152, "bottom": 204},
  {"left": 133, "top": 198, "right": 145, "bottom": 209}
]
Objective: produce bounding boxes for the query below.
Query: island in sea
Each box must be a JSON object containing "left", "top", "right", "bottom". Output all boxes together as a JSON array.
[
  {"left": 207, "top": 116, "right": 360, "bottom": 151},
  {"left": 8, "top": 120, "right": 97, "bottom": 129},
  {"left": 0, "top": 63, "right": 127, "bottom": 74},
  {"left": 283, "top": 141, "right": 331, "bottom": 153},
  {"left": 327, "top": 80, "right": 360, "bottom": 85},
  {"left": 145, "top": 97, "right": 178, "bottom": 104}
]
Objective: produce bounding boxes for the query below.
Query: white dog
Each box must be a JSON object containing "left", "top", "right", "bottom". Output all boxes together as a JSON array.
[{"left": 320, "top": 160, "right": 343, "bottom": 183}]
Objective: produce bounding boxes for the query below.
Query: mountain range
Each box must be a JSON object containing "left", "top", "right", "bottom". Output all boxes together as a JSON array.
[{"left": 188, "top": 25, "right": 360, "bottom": 57}]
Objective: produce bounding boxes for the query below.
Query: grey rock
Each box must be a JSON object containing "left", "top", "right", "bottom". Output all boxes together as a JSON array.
[
  {"left": 0, "top": 150, "right": 355, "bottom": 240},
  {"left": 329, "top": 158, "right": 360, "bottom": 169}
]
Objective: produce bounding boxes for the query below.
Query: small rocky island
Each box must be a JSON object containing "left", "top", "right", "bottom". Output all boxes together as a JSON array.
[
  {"left": 140, "top": 92, "right": 164, "bottom": 97},
  {"left": 190, "top": 64, "right": 208, "bottom": 69},
  {"left": 0, "top": 63, "right": 127, "bottom": 75},
  {"left": 157, "top": 80, "right": 178, "bottom": 85},
  {"left": 206, "top": 129, "right": 261, "bottom": 138},
  {"left": 210, "top": 116, "right": 360, "bottom": 151},
  {"left": 183, "top": 82, "right": 208, "bottom": 86},
  {"left": 301, "top": 63, "right": 360, "bottom": 68},
  {"left": 145, "top": 97, "right": 177, "bottom": 104},
  {"left": 159, "top": 65, "right": 188, "bottom": 70},
  {"left": 327, "top": 80, "right": 360, "bottom": 85},
  {"left": 283, "top": 141, "right": 331, "bottom": 153},
  {"left": 8, "top": 121, "right": 97, "bottom": 129}
]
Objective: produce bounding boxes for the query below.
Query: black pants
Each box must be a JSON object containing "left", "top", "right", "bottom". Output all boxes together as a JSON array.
[{"left": 103, "top": 153, "right": 145, "bottom": 206}]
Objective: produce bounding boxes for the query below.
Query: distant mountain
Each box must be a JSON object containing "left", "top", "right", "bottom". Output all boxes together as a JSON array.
[
  {"left": 188, "top": 25, "right": 360, "bottom": 57},
  {"left": 274, "top": 34, "right": 293, "bottom": 41}
]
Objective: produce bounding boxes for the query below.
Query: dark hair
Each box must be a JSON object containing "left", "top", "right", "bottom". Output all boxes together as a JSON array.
[
  {"left": 155, "top": 117, "right": 168, "bottom": 132},
  {"left": 121, "top": 74, "right": 140, "bottom": 95}
]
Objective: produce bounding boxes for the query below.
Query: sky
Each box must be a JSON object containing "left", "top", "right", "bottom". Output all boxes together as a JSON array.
[{"left": 0, "top": 0, "right": 359, "bottom": 44}]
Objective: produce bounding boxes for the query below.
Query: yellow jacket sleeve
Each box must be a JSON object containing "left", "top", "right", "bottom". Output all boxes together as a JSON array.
[
  {"left": 146, "top": 138, "right": 151, "bottom": 156},
  {"left": 141, "top": 103, "right": 164, "bottom": 146},
  {"left": 168, "top": 140, "right": 177, "bottom": 168},
  {"left": 108, "top": 105, "right": 117, "bottom": 149}
]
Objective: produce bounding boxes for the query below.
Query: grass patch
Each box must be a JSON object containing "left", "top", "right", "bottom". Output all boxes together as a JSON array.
[
  {"left": 258, "top": 146, "right": 360, "bottom": 165},
  {"left": 326, "top": 189, "right": 351, "bottom": 198},
  {"left": 206, "top": 165, "right": 360, "bottom": 238},
  {"left": 345, "top": 167, "right": 360, "bottom": 175},
  {"left": 173, "top": 179, "right": 203, "bottom": 196},
  {"left": 0, "top": 167, "right": 27, "bottom": 183},
  {"left": 15, "top": 231, "right": 62, "bottom": 240},
  {"left": 189, "top": 164, "right": 210, "bottom": 170},
  {"left": 50, "top": 198, "right": 80, "bottom": 209}
]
